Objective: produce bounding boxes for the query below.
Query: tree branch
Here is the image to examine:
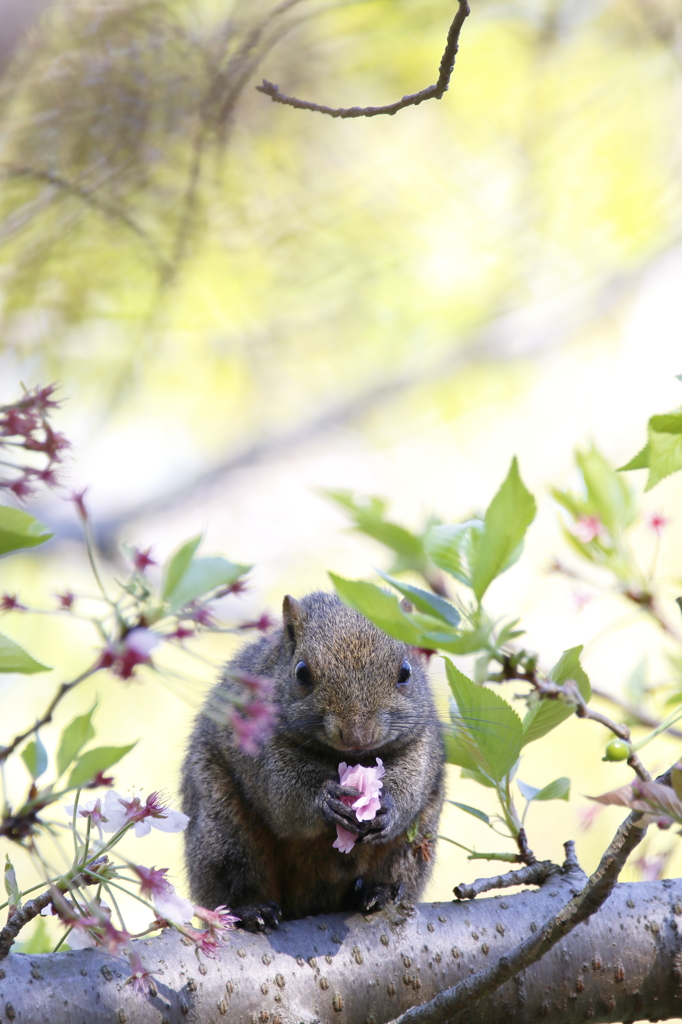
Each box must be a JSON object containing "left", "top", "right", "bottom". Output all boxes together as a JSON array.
[
  {"left": 0, "top": 891, "right": 53, "bottom": 960},
  {"left": 454, "top": 859, "right": 558, "bottom": 900},
  {"left": 4, "top": 868, "right": 682, "bottom": 1023},
  {"left": 256, "top": 0, "right": 470, "bottom": 117},
  {"left": 388, "top": 817, "right": 647, "bottom": 1024}
]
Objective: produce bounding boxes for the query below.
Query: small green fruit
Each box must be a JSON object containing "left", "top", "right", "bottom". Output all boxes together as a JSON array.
[{"left": 604, "top": 739, "right": 631, "bottom": 762}]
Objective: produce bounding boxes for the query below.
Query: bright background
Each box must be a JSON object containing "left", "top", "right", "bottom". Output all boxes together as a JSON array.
[{"left": 1, "top": 0, "right": 682, "bottom": 959}]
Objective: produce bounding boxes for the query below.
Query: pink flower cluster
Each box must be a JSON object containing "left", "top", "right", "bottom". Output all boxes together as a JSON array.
[
  {"left": 67, "top": 789, "right": 189, "bottom": 839},
  {"left": 227, "top": 671, "right": 277, "bottom": 754},
  {"left": 333, "top": 759, "right": 385, "bottom": 854},
  {"left": 0, "top": 384, "right": 69, "bottom": 499},
  {"left": 178, "top": 905, "right": 240, "bottom": 959},
  {"left": 99, "top": 627, "right": 161, "bottom": 680}
]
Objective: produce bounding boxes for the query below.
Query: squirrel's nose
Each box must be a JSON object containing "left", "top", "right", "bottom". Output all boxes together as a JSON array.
[{"left": 339, "top": 721, "right": 378, "bottom": 751}]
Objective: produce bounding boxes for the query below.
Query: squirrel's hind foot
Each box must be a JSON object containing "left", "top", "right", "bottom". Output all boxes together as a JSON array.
[
  {"left": 354, "top": 880, "right": 404, "bottom": 914},
  {"left": 234, "top": 902, "right": 282, "bottom": 932}
]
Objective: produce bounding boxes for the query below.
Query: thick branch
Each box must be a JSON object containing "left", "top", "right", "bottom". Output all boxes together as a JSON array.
[
  {"left": 256, "top": 0, "right": 470, "bottom": 117},
  {"left": 390, "top": 817, "right": 647, "bottom": 1024},
  {"left": 2, "top": 870, "right": 681, "bottom": 1024}
]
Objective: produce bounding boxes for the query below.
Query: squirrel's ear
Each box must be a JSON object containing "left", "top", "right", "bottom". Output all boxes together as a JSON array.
[
  {"left": 282, "top": 595, "right": 302, "bottom": 649},
  {"left": 400, "top": 597, "right": 414, "bottom": 614}
]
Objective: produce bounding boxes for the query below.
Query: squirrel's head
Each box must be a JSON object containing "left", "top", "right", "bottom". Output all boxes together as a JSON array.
[{"left": 279, "top": 591, "right": 432, "bottom": 755}]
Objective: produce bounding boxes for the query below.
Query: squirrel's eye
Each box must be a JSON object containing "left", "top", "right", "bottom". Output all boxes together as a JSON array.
[
  {"left": 397, "top": 660, "right": 412, "bottom": 686},
  {"left": 295, "top": 660, "right": 313, "bottom": 687}
]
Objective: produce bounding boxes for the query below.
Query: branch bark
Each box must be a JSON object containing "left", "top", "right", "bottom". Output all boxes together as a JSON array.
[
  {"left": 256, "top": 0, "right": 470, "bottom": 118},
  {"left": 2, "top": 870, "right": 682, "bottom": 1023}
]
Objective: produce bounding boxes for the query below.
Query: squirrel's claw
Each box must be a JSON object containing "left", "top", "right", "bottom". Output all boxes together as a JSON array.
[
  {"left": 234, "top": 901, "right": 282, "bottom": 932},
  {"left": 357, "top": 881, "right": 403, "bottom": 913},
  {"left": 319, "top": 779, "right": 363, "bottom": 832}
]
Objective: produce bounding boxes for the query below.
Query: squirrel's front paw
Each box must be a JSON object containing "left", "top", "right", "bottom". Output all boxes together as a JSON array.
[
  {"left": 318, "top": 778, "right": 362, "bottom": 833},
  {"left": 359, "top": 790, "right": 398, "bottom": 844},
  {"left": 234, "top": 902, "right": 282, "bottom": 933}
]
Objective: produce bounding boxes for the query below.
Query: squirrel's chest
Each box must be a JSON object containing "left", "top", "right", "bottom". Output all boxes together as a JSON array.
[{"left": 274, "top": 835, "right": 397, "bottom": 918}]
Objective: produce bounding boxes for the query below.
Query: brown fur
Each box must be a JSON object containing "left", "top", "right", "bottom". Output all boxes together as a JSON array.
[{"left": 181, "top": 591, "right": 445, "bottom": 924}]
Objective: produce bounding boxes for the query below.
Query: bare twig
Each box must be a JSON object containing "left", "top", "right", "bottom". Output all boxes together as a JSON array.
[
  {"left": 454, "top": 859, "right": 558, "bottom": 900},
  {"left": 387, "top": 818, "right": 646, "bottom": 1024},
  {"left": 256, "top": 0, "right": 470, "bottom": 117},
  {"left": 591, "top": 684, "right": 682, "bottom": 740},
  {"left": 0, "top": 891, "right": 53, "bottom": 960},
  {"left": 0, "top": 661, "right": 100, "bottom": 765}
]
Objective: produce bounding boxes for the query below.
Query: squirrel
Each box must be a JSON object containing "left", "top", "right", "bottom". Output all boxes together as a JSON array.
[{"left": 180, "top": 591, "right": 445, "bottom": 932}]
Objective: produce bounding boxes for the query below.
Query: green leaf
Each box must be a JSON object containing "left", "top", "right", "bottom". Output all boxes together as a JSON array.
[
  {"left": 376, "top": 571, "right": 460, "bottom": 626},
  {"left": 470, "top": 458, "right": 536, "bottom": 602},
  {"left": 576, "top": 447, "right": 636, "bottom": 533},
  {"left": 517, "top": 777, "right": 570, "bottom": 802},
  {"left": 166, "top": 556, "right": 250, "bottom": 612},
  {"left": 406, "top": 815, "right": 420, "bottom": 843},
  {"left": 618, "top": 443, "right": 650, "bottom": 472},
  {"left": 533, "top": 777, "right": 570, "bottom": 801},
  {"left": 424, "top": 520, "right": 484, "bottom": 588},
  {"left": 445, "top": 661, "right": 523, "bottom": 780},
  {"left": 21, "top": 735, "right": 48, "bottom": 779},
  {"left": 0, "top": 632, "right": 50, "bottom": 674},
  {"left": 4, "top": 855, "right": 21, "bottom": 911},
  {"left": 323, "top": 490, "right": 425, "bottom": 560},
  {"left": 620, "top": 411, "right": 682, "bottom": 491},
  {"left": 161, "top": 535, "right": 202, "bottom": 599},
  {"left": 67, "top": 743, "right": 137, "bottom": 789},
  {"left": 330, "top": 574, "right": 428, "bottom": 646},
  {"left": 0, "top": 506, "right": 53, "bottom": 557},
  {"left": 460, "top": 767, "right": 496, "bottom": 788},
  {"left": 56, "top": 705, "right": 97, "bottom": 777},
  {"left": 521, "top": 646, "right": 591, "bottom": 747},
  {"left": 646, "top": 413, "right": 682, "bottom": 491},
  {"left": 446, "top": 800, "right": 491, "bottom": 825}
]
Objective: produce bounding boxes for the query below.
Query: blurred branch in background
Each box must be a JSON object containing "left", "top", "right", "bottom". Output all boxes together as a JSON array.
[{"left": 38, "top": 236, "right": 681, "bottom": 554}]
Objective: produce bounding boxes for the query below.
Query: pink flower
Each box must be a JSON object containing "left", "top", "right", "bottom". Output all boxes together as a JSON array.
[
  {"left": 131, "top": 546, "right": 157, "bottom": 572},
  {"left": 576, "top": 804, "right": 602, "bottom": 832},
  {"left": 239, "top": 613, "right": 275, "bottom": 632},
  {"left": 193, "top": 905, "right": 240, "bottom": 929},
  {"left": 64, "top": 797, "right": 108, "bottom": 841},
  {"left": 646, "top": 512, "right": 669, "bottom": 537},
  {"left": 133, "top": 865, "right": 193, "bottom": 924},
  {"left": 101, "top": 790, "right": 189, "bottom": 837},
  {"left": 229, "top": 699, "right": 277, "bottom": 754},
  {"left": 126, "top": 949, "right": 158, "bottom": 996},
  {"left": 332, "top": 759, "right": 385, "bottom": 854},
  {"left": 574, "top": 515, "right": 602, "bottom": 543},
  {"left": 99, "top": 628, "right": 161, "bottom": 680}
]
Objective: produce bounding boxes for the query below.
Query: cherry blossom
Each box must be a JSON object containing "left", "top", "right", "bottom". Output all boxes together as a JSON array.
[
  {"left": 574, "top": 515, "right": 602, "bottom": 543},
  {"left": 133, "top": 865, "right": 194, "bottom": 923},
  {"left": 126, "top": 949, "right": 159, "bottom": 996},
  {"left": 64, "top": 796, "right": 108, "bottom": 842},
  {"left": 100, "top": 790, "right": 189, "bottom": 837},
  {"left": 229, "top": 699, "right": 277, "bottom": 754},
  {"left": 332, "top": 759, "right": 385, "bottom": 853},
  {"left": 646, "top": 512, "right": 670, "bottom": 537}
]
